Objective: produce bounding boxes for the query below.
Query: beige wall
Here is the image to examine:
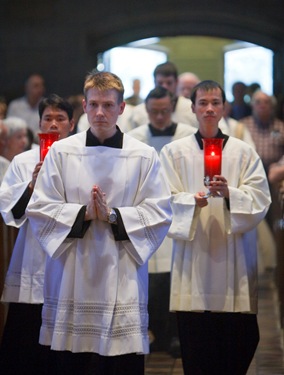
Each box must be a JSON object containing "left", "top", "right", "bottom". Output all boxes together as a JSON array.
[{"left": 157, "top": 36, "right": 235, "bottom": 85}]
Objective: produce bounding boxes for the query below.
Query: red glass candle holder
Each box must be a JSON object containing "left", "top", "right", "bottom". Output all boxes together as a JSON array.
[
  {"left": 39, "top": 132, "right": 60, "bottom": 161},
  {"left": 202, "top": 138, "right": 224, "bottom": 182}
]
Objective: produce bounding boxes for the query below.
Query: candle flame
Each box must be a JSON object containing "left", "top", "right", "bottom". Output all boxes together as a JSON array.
[{"left": 211, "top": 151, "right": 215, "bottom": 156}]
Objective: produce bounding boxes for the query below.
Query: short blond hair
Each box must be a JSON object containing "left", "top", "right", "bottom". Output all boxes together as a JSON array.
[{"left": 83, "top": 71, "right": 124, "bottom": 103}]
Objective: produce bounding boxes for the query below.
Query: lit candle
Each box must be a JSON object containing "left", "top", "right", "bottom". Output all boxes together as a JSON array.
[
  {"left": 38, "top": 133, "right": 60, "bottom": 161},
  {"left": 202, "top": 138, "right": 224, "bottom": 181}
]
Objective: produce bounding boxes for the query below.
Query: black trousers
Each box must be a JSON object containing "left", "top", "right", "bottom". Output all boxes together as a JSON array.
[
  {"left": 0, "top": 303, "right": 144, "bottom": 375},
  {"left": 148, "top": 272, "right": 179, "bottom": 351},
  {"left": 177, "top": 311, "right": 259, "bottom": 375},
  {"left": 0, "top": 302, "right": 56, "bottom": 375},
  {"left": 53, "top": 350, "right": 145, "bottom": 375}
]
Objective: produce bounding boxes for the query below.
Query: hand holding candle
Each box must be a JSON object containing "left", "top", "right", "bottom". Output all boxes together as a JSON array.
[
  {"left": 202, "top": 138, "right": 224, "bottom": 198},
  {"left": 39, "top": 132, "right": 60, "bottom": 161}
]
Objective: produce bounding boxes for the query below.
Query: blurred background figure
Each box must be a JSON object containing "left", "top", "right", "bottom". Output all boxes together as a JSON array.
[
  {"left": 221, "top": 100, "right": 255, "bottom": 147},
  {"left": 269, "top": 156, "right": 284, "bottom": 185},
  {"left": 0, "top": 121, "right": 9, "bottom": 183},
  {"left": 242, "top": 91, "right": 284, "bottom": 176},
  {"left": 1, "top": 117, "right": 28, "bottom": 162},
  {"left": 269, "top": 157, "right": 284, "bottom": 231},
  {"left": 130, "top": 62, "right": 198, "bottom": 129},
  {"left": 7, "top": 74, "right": 45, "bottom": 142},
  {"left": 247, "top": 82, "right": 261, "bottom": 104},
  {"left": 228, "top": 81, "right": 252, "bottom": 120},
  {"left": 67, "top": 94, "right": 84, "bottom": 134},
  {"left": 176, "top": 72, "right": 200, "bottom": 99},
  {"left": 242, "top": 91, "right": 284, "bottom": 271},
  {"left": 128, "top": 86, "right": 196, "bottom": 358},
  {"left": 221, "top": 100, "right": 274, "bottom": 274},
  {"left": 0, "top": 98, "right": 7, "bottom": 120},
  {"left": 125, "top": 78, "right": 143, "bottom": 106}
]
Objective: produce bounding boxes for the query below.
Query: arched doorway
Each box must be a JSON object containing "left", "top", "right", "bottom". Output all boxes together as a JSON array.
[{"left": 98, "top": 36, "right": 274, "bottom": 101}]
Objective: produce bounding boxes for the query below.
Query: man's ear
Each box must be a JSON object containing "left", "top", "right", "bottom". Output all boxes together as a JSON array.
[
  {"left": 82, "top": 99, "right": 87, "bottom": 113},
  {"left": 119, "top": 101, "right": 126, "bottom": 115},
  {"left": 69, "top": 119, "right": 75, "bottom": 133},
  {"left": 191, "top": 103, "right": 196, "bottom": 114}
]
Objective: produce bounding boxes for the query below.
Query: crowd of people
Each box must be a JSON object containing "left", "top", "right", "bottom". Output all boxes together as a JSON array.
[{"left": 0, "top": 63, "right": 283, "bottom": 374}]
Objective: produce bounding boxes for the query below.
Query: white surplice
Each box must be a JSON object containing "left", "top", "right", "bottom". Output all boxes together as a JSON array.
[
  {"left": 0, "top": 147, "right": 45, "bottom": 303},
  {"left": 128, "top": 123, "right": 196, "bottom": 273},
  {"left": 128, "top": 122, "right": 196, "bottom": 154},
  {"left": 26, "top": 131, "right": 172, "bottom": 355},
  {"left": 160, "top": 133, "right": 271, "bottom": 314},
  {"left": 130, "top": 96, "right": 199, "bottom": 129}
]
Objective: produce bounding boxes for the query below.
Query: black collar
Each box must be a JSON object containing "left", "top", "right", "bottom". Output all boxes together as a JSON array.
[
  {"left": 86, "top": 126, "right": 123, "bottom": 149},
  {"left": 148, "top": 122, "right": 177, "bottom": 136},
  {"left": 194, "top": 129, "right": 229, "bottom": 150}
]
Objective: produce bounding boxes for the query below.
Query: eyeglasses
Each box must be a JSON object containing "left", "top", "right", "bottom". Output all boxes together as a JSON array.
[{"left": 147, "top": 109, "right": 172, "bottom": 116}]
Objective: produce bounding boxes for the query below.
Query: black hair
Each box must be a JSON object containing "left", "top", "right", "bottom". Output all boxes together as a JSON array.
[
  {"left": 145, "top": 86, "right": 174, "bottom": 104},
  {"left": 191, "top": 80, "right": 226, "bottom": 104},
  {"left": 39, "top": 93, "right": 74, "bottom": 120},
  {"left": 153, "top": 62, "right": 178, "bottom": 80}
]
